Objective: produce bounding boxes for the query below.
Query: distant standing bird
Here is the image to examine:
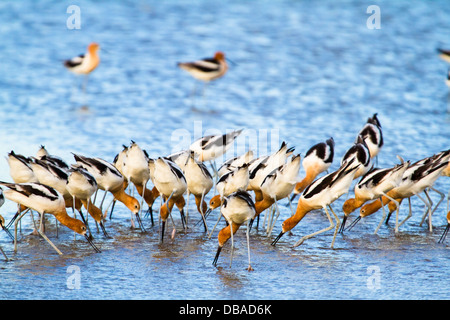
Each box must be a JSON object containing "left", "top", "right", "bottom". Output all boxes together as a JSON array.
[
  {"left": 64, "top": 42, "right": 100, "bottom": 93},
  {"left": 437, "top": 48, "right": 450, "bottom": 63},
  {"left": 178, "top": 51, "right": 229, "bottom": 105},
  {"left": 178, "top": 51, "right": 228, "bottom": 82}
]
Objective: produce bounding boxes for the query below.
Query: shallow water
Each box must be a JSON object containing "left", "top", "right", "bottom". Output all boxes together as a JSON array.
[{"left": 0, "top": 0, "right": 449, "bottom": 300}]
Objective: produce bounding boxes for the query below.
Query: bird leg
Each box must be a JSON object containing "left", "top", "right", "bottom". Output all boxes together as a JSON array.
[
  {"left": 229, "top": 221, "right": 234, "bottom": 268},
  {"left": 246, "top": 219, "right": 253, "bottom": 271},
  {"left": 38, "top": 211, "right": 63, "bottom": 255},
  {"left": 293, "top": 206, "right": 335, "bottom": 247},
  {"left": 375, "top": 193, "right": 398, "bottom": 234},
  {"left": 328, "top": 205, "right": 340, "bottom": 249},
  {"left": 397, "top": 197, "right": 412, "bottom": 230},
  {"left": 199, "top": 191, "right": 209, "bottom": 233}
]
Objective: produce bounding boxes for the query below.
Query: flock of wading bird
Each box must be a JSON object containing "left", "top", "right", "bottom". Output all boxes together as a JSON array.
[
  {"left": 0, "top": 44, "right": 449, "bottom": 270},
  {"left": 0, "top": 114, "right": 449, "bottom": 271}
]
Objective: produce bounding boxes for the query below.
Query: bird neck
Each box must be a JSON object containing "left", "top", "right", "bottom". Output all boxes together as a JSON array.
[
  {"left": 175, "top": 196, "right": 185, "bottom": 210},
  {"left": 343, "top": 198, "right": 365, "bottom": 216},
  {"left": 281, "top": 199, "right": 313, "bottom": 233},
  {"left": 81, "top": 199, "right": 103, "bottom": 222},
  {"left": 217, "top": 223, "right": 241, "bottom": 247},
  {"left": 254, "top": 195, "right": 275, "bottom": 216},
  {"left": 253, "top": 189, "right": 263, "bottom": 202},
  {"left": 135, "top": 184, "right": 158, "bottom": 206},
  {"left": 112, "top": 188, "right": 137, "bottom": 213},
  {"left": 294, "top": 168, "right": 319, "bottom": 194},
  {"left": 360, "top": 196, "right": 391, "bottom": 217},
  {"left": 88, "top": 45, "right": 99, "bottom": 58},
  {"left": 160, "top": 198, "right": 175, "bottom": 221},
  {"left": 195, "top": 195, "right": 208, "bottom": 214},
  {"left": 53, "top": 208, "right": 83, "bottom": 234},
  {"left": 65, "top": 197, "right": 82, "bottom": 211}
]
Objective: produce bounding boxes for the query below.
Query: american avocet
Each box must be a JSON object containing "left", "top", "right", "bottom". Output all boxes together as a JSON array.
[
  {"left": 165, "top": 150, "right": 190, "bottom": 171},
  {"left": 113, "top": 144, "right": 129, "bottom": 179},
  {"left": 0, "top": 182, "right": 101, "bottom": 254},
  {"left": 73, "top": 153, "right": 144, "bottom": 231},
  {"left": 149, "top": 157, "right": 187, "bottom": 242},
  {"left": 446, "top": 68, "right": 450, "bottom": 88},
  {"left": 30, "top": 158, "right": 87, "bottom": 233},
  {"left": 35, "top": 146, "right": 70, "bottom": 171},
  {"left": 64, "top": 42, "right": 100, "bottom": 92},
  {"left": 271, "top": 158, "right": 361, "bottom": 248},
  {"left": 212, "top": 190, "right": 256, "bottom": 271},
  {"left": 178, "top": 51, "right": 228, "bottom": 82},
  {"left": 190, "top": 129, "right": 243, "bottom": 174},
  {"left": 350, "top": 153, "right": 450, "bottom": 233},
  {"left": 257, "top": 154, "right": 302, "bottom": 235},
  {"left": 341, "top": 135, "right": 372, "bottom": 180},
  {"left": 442, "top": 161, "right": 450, "bottom": 212},
  {"left": 0, "top": 188, "right": 14, "bottom": 241},
  {"left": 5, "top": 151, "right": 39, "bottom": 231},
  {"left": 122, "top": 141, "right": 154, "bottom": 225},
  {"left": 206, "top": 163, "right": 250, "bottom": 235},
  {"left": 216, "top": 163, "right": 250, "bottom": 198},
  {"left": 218, "top": 150, "right": 254, "bottom": 177},
  {"left": 6, "top": 151, "right": 38, "bottom": 184},
  {"left": 109, "top": 144, "right": 129, "bottom": 219},
  {"left": 248, "top": 141, "right": 295, "bottom": 202},
  {"left": 437, "top": 48, "right": 450, "bottom": 63},
  {"left": 66, "top": 166, "right": 109, "bottom": 238},
  {"left": 30, "top": 158, "right": 71, "bottom": 202},
  {"left": 183, "top": 151, "right": 213, "bottom": 231},
  {"left": 340, "top": 160, "right": 410, "bottom": 234},
  {"left": 438, "top": 210, "right": 450, "bottom": 243},
  {"left": 0, "top": 214, "right": 13, "bottom": 261},
  {"left": 357, "top": 114, "right": 383, "bottom": 160},
  {"left": 291, "top": 138, "right": 334, "bottom": 202}
]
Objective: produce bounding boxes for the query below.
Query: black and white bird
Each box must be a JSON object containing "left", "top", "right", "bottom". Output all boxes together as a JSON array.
[
  {"left": 272, "top": 158, "right": 361, "bottom": 249},
  {"left": 190, "top": 129, "right": 243, "bottom": 163},
  {"left": 291, "top": 137, "right": 335, "bottom": 201},
  {"left": 437, "top": 48, "right": 450, "bottom": 63},
  {"left": 0, "top": 182, "right": 101, "bottom": 255},
  {"left": 212, "top": 190, "right": 256, "bottom": 271},
  {"left": 178, "top": 51, "right": 228, "bottom": 82},
  {"left": 357, "top": 113, "right": 383, "bottom": 161},
  {"left": 341, "top": 135, "right": 372, "bottom": 180},
  {"left": 64, "top": 42, "right": 100, "bottom": 93}
]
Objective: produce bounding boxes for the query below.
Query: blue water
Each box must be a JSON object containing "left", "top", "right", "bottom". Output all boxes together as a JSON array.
[{"left": 0, "top": 0, "right": 449, "bottom": 300}]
